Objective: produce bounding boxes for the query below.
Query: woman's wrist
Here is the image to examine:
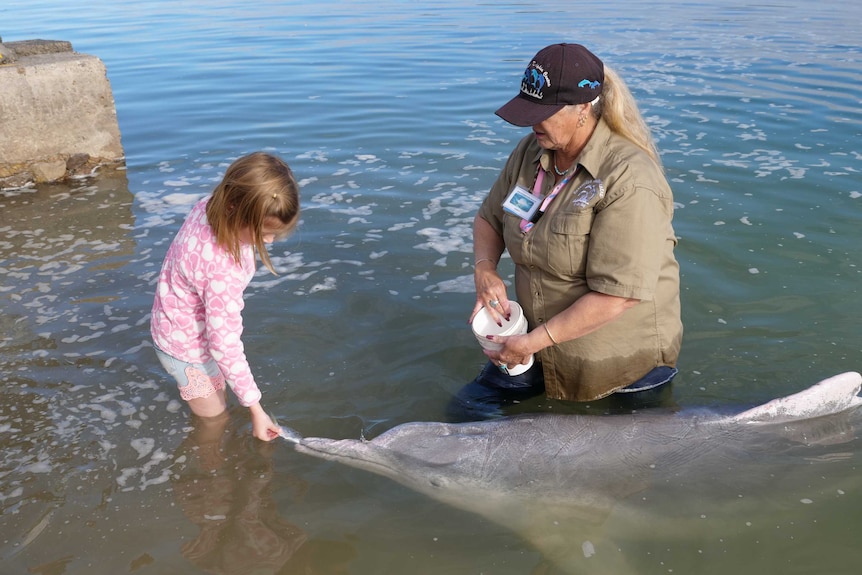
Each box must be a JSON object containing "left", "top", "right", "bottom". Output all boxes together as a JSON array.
[
  {"left": 542, "top": 322, "right": 559, "bottom": 345},
  {"left": 474, "top": 257, "right": 497, "bottom": 269},
  {"left": 530, "top": 321, "right": 560, "bottom": 352}
]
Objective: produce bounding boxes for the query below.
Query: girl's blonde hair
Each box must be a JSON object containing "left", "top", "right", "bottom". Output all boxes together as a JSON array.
[
  {"left": 206, "top": 152, "right": 300, "bottom": 274},
  {"left": 591, "top": 65, "right": 662, "bottom": 168}
]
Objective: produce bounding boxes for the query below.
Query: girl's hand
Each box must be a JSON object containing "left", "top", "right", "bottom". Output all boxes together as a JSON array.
[{"left": 249, "top": 402, "right": 280, "bottom": 441}]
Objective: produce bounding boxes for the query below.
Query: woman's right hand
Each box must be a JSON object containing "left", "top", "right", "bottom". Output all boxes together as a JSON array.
[
  {"left": 470, "top": 213, "right": 509, "bottom": 325},
  {"left": 470, "top": 261, "right": 510, "bottom": 325}
]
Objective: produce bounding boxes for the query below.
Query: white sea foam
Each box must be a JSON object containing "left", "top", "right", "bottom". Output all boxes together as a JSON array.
[{"left": 131, "top": 438, "right": 155, "bottom": 459}]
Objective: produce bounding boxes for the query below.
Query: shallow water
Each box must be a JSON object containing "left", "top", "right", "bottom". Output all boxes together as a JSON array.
[{"left": 1, "top": 0, "right": 861, "bottom": 573}]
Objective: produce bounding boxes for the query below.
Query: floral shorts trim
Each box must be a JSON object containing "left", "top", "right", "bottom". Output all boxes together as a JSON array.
[{"left": 153, "top": 344, "right": 226, "bottom": 401}]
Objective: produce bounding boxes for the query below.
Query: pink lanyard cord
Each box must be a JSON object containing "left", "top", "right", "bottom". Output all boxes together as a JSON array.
[{"left": 520, "top": 167, "right": 575, "bottom": 234}]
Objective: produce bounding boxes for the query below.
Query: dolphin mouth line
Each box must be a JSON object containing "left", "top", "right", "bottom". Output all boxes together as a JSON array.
[
  {"left": 297, "top": 439, "right": 452, "bottom": 491},
  {"left": 296, "top": 440, "right": 403, "bottom": 477}
]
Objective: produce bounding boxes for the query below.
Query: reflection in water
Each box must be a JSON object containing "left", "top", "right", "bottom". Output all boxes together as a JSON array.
[
  {"left": 0, "top": 170, "right": 143, "bottom": 569},
  {"left": 172, "top": 410, "right": 355, "bottom": 574},
  {"left": 0, "top": 167, "right": 137, "bottom": 364}
]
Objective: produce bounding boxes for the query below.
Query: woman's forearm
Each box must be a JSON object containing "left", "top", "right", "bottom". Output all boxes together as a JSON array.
[
  {"left": 473, "top": 213, "right": 505, "bottom": 267},
  {"left": 541, "top": 291, "right": 640, "bottom": 349}
]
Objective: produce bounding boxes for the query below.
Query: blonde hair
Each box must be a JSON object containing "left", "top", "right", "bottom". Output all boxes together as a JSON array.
[
  {"left": 591, "top": 65, "right": 662, "bottom": 168},
  {"left": 206, "top": 152, "right": 300, "bottom": 274}
]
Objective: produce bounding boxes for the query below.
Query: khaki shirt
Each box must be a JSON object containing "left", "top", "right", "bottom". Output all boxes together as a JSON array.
[{"left": 477, "top": 119, "right": 682, "bottom": 401}]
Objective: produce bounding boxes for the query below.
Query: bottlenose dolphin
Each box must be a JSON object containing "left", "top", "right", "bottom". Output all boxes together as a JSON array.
[{"left": 287, "top": 372, "right": 862, "bottom": 574}]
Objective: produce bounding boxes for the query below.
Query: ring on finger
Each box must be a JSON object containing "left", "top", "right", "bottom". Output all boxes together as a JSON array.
[{"left": 489, "top": 299, "right": 499, "bottom": 308}]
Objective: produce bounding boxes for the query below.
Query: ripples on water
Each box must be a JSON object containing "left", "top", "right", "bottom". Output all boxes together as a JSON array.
[{"left": 1, "top": 1, "right": 861, "bottom": 573}]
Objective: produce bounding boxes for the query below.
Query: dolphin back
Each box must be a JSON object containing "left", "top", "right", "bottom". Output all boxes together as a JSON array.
[{"left": 731, "top": 371, "right": 862, "bottom": 424}]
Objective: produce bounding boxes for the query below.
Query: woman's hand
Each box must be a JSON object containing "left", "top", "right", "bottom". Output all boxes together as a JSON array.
[
  {"left": 482, "top": 332, "right": 534, "bottom": 368},
  {"left": 470, "top": 261, "right": 510, "bottom": 325},
  {"left": 470, "top": 214, "right": 509, "bottom": 325}
]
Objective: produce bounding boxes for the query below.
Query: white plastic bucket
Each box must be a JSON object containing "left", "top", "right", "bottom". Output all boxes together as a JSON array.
[{"left": 470, "top": 301, "right": 534, "bottom": 375}]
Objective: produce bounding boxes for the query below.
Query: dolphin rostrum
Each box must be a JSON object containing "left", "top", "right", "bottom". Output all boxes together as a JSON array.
[{"left": 288, "top": 372, "right": 862, "bottom": 574}]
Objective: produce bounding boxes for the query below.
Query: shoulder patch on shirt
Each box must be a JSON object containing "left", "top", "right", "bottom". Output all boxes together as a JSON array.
[{"left": 571, "top": 179, "right": 605, "bottom": 208}]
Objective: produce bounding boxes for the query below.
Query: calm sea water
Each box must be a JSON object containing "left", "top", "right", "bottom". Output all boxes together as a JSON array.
[{"left": 1, "top": 1, "right": 861, "bottom": 574}]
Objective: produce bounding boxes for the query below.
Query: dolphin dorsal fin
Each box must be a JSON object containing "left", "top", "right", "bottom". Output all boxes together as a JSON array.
[{"left": 732, "top": 371, "right": 862, "bottom": 424}]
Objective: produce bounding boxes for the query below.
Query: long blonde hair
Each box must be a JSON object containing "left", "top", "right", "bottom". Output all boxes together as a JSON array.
[
  {"left": 592, "top": 65, "right": 662, "bottom": 168},
  {"left": 206, "top": 152, "right": 300, "bottom": 274}
]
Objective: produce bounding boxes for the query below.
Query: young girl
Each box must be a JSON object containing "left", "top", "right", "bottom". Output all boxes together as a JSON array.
[{"left": 151, "top": 152, "right": 300, "bottom": 441}]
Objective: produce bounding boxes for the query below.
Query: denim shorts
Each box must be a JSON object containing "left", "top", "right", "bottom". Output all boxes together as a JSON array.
[{"left": 153, "top": 344, "right": 226, "bottom": 401}]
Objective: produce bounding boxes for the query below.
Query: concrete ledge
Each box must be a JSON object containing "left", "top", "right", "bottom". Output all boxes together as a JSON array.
[{"left": 0, "top": 39, "right": 125, "bottom": 189}]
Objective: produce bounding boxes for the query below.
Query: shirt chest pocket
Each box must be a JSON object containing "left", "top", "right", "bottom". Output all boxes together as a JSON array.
[{"left": 546, "top": 208, "right": 594, "bottom": 279}]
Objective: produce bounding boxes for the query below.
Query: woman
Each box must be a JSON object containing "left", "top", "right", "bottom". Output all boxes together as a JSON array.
[{"left": 465, "top": 43, "right": 682, "bottom": 411}]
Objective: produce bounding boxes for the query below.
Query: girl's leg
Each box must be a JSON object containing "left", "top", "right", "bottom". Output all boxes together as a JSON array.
[
  {"left": 181, "top": 364, "right": 228, "bottom": 417},
  {"left": 188, "top": 408, "right": 230, "bottom": 444},
  {"left": 186, "top": 409, "right": 231, "bottom": 471},
  {"left": 153, "top": 346, "right": 228, "bottom": 418},
  {"left": 187, "top": 386, "right": 227, "bottom": 418}
]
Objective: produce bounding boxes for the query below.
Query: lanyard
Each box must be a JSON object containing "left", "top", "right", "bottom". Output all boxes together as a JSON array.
[{"left": 519, "top": 166, "right": 576, "bottom": 234}]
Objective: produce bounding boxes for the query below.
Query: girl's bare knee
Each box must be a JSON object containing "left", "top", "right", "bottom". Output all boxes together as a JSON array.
[{"left": 187, "top": 390, "right": 227, "bottom": 418}]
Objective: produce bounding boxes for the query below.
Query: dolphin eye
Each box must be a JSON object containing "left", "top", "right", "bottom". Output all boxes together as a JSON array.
[{"left": 429, "top": 479, "right": 442, "bottom": 487}]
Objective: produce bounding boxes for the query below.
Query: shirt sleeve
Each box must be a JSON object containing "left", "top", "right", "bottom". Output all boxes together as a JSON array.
[
  {"left": 197, "top": 244, "right": 262, "bottom": 407},
  {"left": 586, "top": 164, "right": 675, "bottom": 301}
]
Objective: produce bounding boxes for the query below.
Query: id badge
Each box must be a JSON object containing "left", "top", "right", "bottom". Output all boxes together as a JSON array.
[{"left": 502, "top": 185, "right": 540, "bottom": 220}]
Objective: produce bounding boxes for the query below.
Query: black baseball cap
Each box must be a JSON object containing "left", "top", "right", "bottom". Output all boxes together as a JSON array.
[{"left": 496, "top": 43, "right": 605, "bottom": 127}]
